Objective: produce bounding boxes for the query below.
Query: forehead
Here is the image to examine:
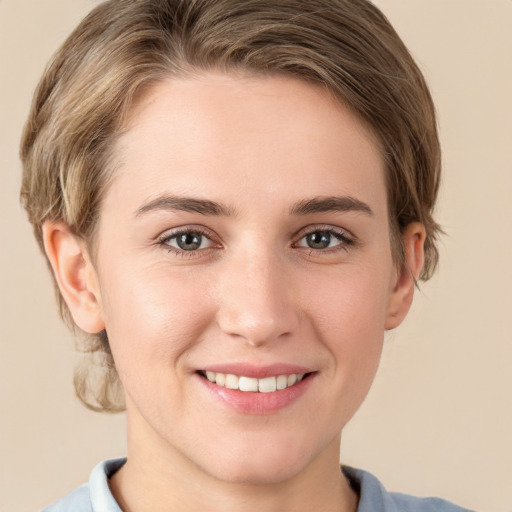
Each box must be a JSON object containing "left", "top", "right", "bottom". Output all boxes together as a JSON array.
[{"left": 108, "top": 72, "right": 386, "bottom": 216}]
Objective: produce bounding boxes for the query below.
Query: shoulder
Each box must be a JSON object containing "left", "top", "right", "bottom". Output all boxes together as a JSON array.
[
  {"left": 41, "top": 484, "right": 92, "bottom": 512},
  {"left": 389, "top": 492, "right": 475, "bottom": 512},
  {"left": 342, "top": 467, "right": 475, "bottom": 512},
  {"left": 41, "top": 458, "right": 125, "bottom": 512}
]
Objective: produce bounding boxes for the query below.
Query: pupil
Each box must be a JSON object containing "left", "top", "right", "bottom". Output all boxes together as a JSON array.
[
  {"left": 177, "top": 233, "right": 201, "bottom": 250},
  {"left": 307, "top": 231, "right": 330, "bottom": 249}
]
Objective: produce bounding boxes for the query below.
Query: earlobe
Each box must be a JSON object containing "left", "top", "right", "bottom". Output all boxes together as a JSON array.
[
  {"left": 385, "top": 222, "right": 426, "bottom": 330},
  {"left": 42, "top": 221, "right": 105, "bottom": 333}
]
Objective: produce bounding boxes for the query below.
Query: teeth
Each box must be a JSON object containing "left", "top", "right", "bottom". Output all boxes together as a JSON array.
[
  {"left": 239, "top": 376, "right": 258, "bottom": 392},
  {"left": 276, "top": 375, "right": 288, "bottom": 390},
  {"left": 259, "top": 376, "right": 277, "bottom": 393},
  {"left": 225, "top": 374, "right": 239, "bottom": 390},
  {"left": 203, "top": 371, "right": 306, "bottom": 392}
]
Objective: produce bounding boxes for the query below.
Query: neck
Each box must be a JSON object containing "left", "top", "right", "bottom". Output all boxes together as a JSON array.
[{"left": 110, "top": 428, "right": 358, "bottom": 512}]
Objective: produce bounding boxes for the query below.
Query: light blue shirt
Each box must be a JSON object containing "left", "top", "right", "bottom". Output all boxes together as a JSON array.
[{"left": 42, "top": 458, "right": 475, "bottom": 512}]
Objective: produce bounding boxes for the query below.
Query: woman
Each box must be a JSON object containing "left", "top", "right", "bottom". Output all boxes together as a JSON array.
[{"left": 20, "top": 1, "right": 472, "bottom": 510}]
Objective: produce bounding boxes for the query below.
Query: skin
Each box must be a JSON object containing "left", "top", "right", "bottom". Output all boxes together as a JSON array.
[{"left": 43, "top": 73, "right": 425, "bottom": 512}]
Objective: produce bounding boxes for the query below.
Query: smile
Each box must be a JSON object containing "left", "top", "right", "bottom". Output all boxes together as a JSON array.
[
  {"left": 197, "top": 366, "right": 316, "bottom": 414},
  {"left": 202, "top": 371, "right": 306, "bottom": 393}
]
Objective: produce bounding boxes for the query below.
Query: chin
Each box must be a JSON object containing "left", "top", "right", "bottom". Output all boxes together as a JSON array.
[
  {"left": 207, "top": 457, "right": 303, "bottom": 486},
  {"left": 196, "top": 435, "right": 320, "bottom": 486}
]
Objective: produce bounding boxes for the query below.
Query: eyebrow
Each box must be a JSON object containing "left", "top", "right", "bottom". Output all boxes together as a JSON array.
[
  {"left": 290, "top": 196, "right": 373, "bottom": 216},
  {"left": 135, "top": 194, "right": 373, "bottom": 218},
  {"left": 136, "top": 195, "right": 234, "bottom": 217}
]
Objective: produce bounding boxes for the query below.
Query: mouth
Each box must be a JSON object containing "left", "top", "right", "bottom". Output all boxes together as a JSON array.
[
  {"left": 197, "top": 370, "right": 313, "bottom": 393},
  {"left": 196, "top": 363, "right": 317, "bottom": 414}
]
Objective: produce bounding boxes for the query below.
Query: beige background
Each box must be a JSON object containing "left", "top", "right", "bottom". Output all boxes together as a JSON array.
[{"left": 1, "top": 1, "right": 510, "bottom": 511}]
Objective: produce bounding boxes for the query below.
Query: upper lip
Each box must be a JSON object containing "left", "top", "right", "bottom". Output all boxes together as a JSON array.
[{"left": 200, "top": 363, "right": 315, "bottom": 379}]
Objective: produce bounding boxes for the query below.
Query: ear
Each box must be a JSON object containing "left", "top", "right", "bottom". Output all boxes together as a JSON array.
[
  {"left": 42, "top": 221, "right": 105, "bottom": 333},
  {"left": 385, "top": 222, "right": 426, "bottom": 330}
]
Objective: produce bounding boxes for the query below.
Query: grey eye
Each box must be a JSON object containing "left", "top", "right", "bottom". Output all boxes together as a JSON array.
[
  {"left": 297, "top": 230, "right": 347, "bottom": 250},
  {"left": 166, "top": 231, "right": 212, "bottom": 251},
  {"left": 305, "top": 231, "right": 332, "bottom": 249},
  {"left": 176, "top": 232, "right": 202, "bottom": 250}
]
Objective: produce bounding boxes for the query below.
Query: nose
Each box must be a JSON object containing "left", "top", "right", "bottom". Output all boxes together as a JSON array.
[{"left": 215, "top": 249, "right": 300, "bottom": 346}]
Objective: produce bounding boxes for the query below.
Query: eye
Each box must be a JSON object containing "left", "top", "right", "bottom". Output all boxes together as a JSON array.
[
  {"left": 161, "top": 229, "right": 214, "bottom": 252},
  {"left": 295, "top": 228, "right": 353, "bottom": 250}
]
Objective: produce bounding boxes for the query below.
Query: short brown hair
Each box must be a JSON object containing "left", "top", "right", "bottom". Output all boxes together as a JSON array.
[{"left": 20, "top": 0, "right": 441, "bottom": 412}]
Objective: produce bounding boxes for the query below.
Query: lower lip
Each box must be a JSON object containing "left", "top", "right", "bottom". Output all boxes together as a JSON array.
[{"left": 197, "top": 373, "right": 315, "bottom": 415}]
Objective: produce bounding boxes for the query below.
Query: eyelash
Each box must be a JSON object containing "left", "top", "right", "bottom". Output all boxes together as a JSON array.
[
  {"left": 156, "top": 225, "right": 356, "bottom": 258},
  {"left": 157, "top": 227, "right": 219, "bottom": 258},
  {"left": 292, "top": 225, "right": 356, "bottom": 254}
]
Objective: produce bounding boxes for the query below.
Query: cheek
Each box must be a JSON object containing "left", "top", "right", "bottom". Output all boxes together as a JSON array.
[
  {"left": 303, "top": 263, "right": 391, "bottom": 379},
  {"left": 304, "top": 260, "right": 392, "bottom": 335},
  {"left": 98, "top": 261, "right": 215, "bottom": 377}
]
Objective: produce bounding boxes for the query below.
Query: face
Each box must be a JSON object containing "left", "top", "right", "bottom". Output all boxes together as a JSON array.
[{"left": 85, "top": 73, "right": 409, "bottom": 483}]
